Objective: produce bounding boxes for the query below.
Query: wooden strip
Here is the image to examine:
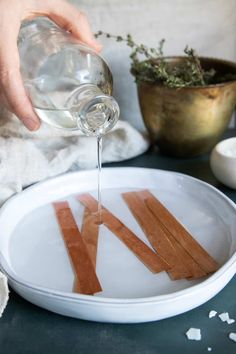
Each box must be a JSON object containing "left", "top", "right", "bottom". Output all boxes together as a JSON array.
[
  {"left": 138, "top": 190, "right": 218, "bottom": 274},
  {"left": 167, "top": 232, "right": 207, "bottom": 279},
  {"left": 53, "top": 201, "right": 102, "bottom": 295},
  {"left": 81, "top": 207, "right": 99, "bottom": 268},
  {"left": 77, "top": 194, "right": 170, "bottom": 274},
  {"left": 132, "top": 192, "right": 207, "bottom": 280},
  {"left": 122, "top": 192, "right": 205, "bottom": 280}
]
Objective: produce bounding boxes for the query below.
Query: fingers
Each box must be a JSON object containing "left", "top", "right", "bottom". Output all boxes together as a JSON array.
[
  {"left": 0, "top": 70, "right": 40, "bottom": 131},
  {"left": 0, "top": 25, "right": 40, "bottom": 131},
  {"left": 38, "top": 0, "right": 102, "bottom": 52},
  {"left": 0, "top": 0, "right": 101, "bottom": 132}
]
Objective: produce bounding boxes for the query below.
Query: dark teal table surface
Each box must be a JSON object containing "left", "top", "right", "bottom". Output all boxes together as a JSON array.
[{"left": 1, "top": 131, "right": 236, "bottom": 354}]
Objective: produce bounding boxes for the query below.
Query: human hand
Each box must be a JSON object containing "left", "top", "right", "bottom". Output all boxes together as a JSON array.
[{"left": 0, "top": 0, "right": 101, "bottom": 131}]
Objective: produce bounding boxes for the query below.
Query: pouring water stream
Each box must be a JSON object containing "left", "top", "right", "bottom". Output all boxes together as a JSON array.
[{"left": 97, "top": 135, "right": 103, "bottom": 223}]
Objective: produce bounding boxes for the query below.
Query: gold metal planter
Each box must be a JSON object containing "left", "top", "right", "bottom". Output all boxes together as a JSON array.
[{"left": 137, "top": 57, "right": 236, "bottom": 157}]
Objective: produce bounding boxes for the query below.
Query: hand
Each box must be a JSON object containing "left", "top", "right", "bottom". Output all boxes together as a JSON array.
[{"left": 0, "top": 0, "right": 101, "bottom": 131}]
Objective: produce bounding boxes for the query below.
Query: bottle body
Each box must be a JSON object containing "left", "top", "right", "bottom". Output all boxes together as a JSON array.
[{"left": 18, "top": 18, "right": 119, "bottom": 135}]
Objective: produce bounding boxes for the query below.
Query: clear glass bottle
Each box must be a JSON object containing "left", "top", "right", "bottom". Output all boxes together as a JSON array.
[{"left": 18, "top": 17, "right": 119, "bottom": 136}]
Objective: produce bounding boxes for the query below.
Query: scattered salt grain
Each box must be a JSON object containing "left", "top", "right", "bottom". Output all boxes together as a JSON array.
[
  {"left": 209, "top": 310, "right": 217, "bottom": 318},
  {"left": 229, "top": 333, "right": 236, "bottom": 343},
  {"left": 218, "top": 312, "right": 235, "bottom": 324},
  {"left": 207, "top": 347, "right": 212, "bottom": 352},
  {"left": 227, "top": 318, "right": 235, "bottom": 325},
  {"left": 219, "top": 312, "right": 230, "bottom": 322},
  {"left": 186, "top": 328, "right": 201, "bottom": 341}
]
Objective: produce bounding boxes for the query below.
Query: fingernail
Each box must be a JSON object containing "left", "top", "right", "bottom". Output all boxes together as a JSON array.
[
  {"left": 94, "top": 42, "right": 103, "bottom": 52},
  {"left": 24, "top": 118, "right": 40, "bottom": 131}
]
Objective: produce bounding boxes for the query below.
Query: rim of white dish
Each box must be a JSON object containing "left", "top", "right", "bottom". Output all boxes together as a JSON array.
[
  {"left": 0, "top": 167, "right": 236, "bottom": 305},
  {"left": 215, "top": 137, "right": 236, "bottom": 160}
]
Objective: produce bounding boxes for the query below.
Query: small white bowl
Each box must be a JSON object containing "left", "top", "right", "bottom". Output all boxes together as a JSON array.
[{"left": 210, "top": 137, "right": 236, "bottom": 189}]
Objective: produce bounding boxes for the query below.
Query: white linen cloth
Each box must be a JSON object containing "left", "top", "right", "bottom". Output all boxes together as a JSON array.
[
  {"left": 0, "top": 108, "right": 149, "bottom": 315},
  {"left": 0, "top": 272, "right": 8, "bottom": 317},
  {"left": 0, "top": 108, "right": 149, "bottom": 206}
]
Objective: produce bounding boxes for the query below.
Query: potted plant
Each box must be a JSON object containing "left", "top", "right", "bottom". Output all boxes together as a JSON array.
[{"left": 96, "top": 32, "right": 236, "bottom": 157}]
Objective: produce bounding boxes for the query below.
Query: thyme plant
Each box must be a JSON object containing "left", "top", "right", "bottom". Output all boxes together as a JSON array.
[{"left": 95, "top": 32, "right": 235, "bottom": 88}]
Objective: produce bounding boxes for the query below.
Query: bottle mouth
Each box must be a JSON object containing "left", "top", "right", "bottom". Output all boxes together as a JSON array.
[{"left": 72, "top": 95, "right": 120, "bottom": 136}]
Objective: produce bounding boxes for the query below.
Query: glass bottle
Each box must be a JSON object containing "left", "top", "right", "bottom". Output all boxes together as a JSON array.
[{"left": 18, "top": 17, "right": 119, "bottom": 136}]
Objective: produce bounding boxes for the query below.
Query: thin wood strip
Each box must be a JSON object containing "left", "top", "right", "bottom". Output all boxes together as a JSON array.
[
  {"left": 132, "top": 192, "right": 207, "bottom": 279},
  {"left": 122, "top": 192, "right": 205, "bottom": 280},
  {"left": 81, "top": 207, "right": 99, "bottom": 268},
  {"left": 53, "top": 201, "right": 102, "bottom": 295},
  {"left": 166, "top": 232, "right": 207, "bottom": 279},
  {"left": 138, "top": 190, "right": 218, "bottom": 274},
  {"left": 77, "top": 194, "right": 170, "bottom": 274}
]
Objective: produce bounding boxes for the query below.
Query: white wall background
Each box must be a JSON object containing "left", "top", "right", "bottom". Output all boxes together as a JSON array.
[{"left": 69, "top": 0, "right": 236, "bottom": 131}]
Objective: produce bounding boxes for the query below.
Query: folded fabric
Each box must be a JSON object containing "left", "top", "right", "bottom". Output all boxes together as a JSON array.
[
  {"left": 0, "top": 271, "right": 8, "bottom": 317},
  {"left": 0, "top": 109, "right": 149, "bottom": 206}
]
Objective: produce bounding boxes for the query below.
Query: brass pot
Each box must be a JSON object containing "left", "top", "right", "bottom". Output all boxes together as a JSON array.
[{"left": 137, "top": 57, "right": 236, "bottom": 157}]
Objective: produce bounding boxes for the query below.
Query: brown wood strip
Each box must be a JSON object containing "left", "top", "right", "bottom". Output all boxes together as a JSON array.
[
  {"left": 133, "top": 191, "right": 207, "bottom": 279},
  {"left": 53, "top": 201, "right": 102, "bottom": 295},
  {"left": 138, "top": 190, "right": 218, "bottom": 274},
  {"left": 81, "top": 207, "right": 99, "bottom": 268},
  {"left": 77, "top": 194, "right": 170, "bottom": 274},
  {"left": 122, "top": 192, "right": 205, "bottom": 279},
  {"left": 167, "top": 232, "right": 207, "bottom": 279}
]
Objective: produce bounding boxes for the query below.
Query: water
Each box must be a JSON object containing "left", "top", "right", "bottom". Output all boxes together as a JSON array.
[
  {"left": 35, "top": 102, "right": 116, "bottom": 135},
  {"left": 97, "top": 136, "right": 103, "bottom": 222},
  {"left": 36, "top": 103, "right": 105, "bottom": 219},
  {"left": 32, "top": 77, "right": 117, "bottom": 135},
  {"left": 35, "top": 107, "right": 78, "bottom": 130},
  {"left": 28, "top": 75, "right": 80, "bottom": 130},
  {"left": 29, "top": 74, "right": 115, "bottom": 215}
]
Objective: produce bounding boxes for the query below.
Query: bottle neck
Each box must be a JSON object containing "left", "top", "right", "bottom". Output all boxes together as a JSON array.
[{"left": 66, "top": 84, "right": 119, "bottom": 136}]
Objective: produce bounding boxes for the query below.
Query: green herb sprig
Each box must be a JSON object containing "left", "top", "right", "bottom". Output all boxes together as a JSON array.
[{"left": 95, "top": 32, "right": 224, "bottom": 87}]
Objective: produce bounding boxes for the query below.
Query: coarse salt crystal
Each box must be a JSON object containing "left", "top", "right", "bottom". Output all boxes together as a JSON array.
[
  {"left": 219, "top": 312, "right": 230, "bottom": 322},
  {"left": 218, "top": 312, "right": 235, "bottom": 324},
  {"left": 229, "top": 333, "right": 236, "bottom": 343},
  {"left": 209, "top": 310, "right": 217, "bottom": 318},
  {"left": 227, "top": 318, "right": 235, "bottom": 325},
  {"left": 186, "top": 328, "right": 201, "bottom": 341}
]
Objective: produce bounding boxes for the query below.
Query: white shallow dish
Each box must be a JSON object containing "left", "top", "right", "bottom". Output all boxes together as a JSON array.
[{"left": 0, "top": 167, "right": 236, "bottom": 323}]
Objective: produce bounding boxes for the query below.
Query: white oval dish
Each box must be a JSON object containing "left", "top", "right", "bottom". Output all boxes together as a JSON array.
[
  {"left": 0, "top": 167, "right": 235, "bottom": 323},
  {"left": 210, "top": 137, "right": 236, "bottom": 189}
]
